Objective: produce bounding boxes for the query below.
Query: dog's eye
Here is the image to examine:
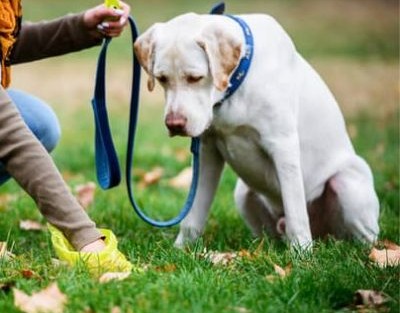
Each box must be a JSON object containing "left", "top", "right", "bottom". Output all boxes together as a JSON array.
[
  {"left": 186, "top": 75, "right": 203, "bottom": 84},
  {"left": 157, "top": 75, "right": 168, "bottom": 84}
]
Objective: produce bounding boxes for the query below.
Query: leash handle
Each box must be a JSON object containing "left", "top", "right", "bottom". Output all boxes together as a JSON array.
[{"left": 91, "top": 37, "right": 121, "bottom": 189}]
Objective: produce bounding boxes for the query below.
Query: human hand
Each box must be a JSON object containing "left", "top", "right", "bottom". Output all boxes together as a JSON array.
[
  {"left": 83, "top": 1, "right": 130, "bottom": 37},
  {"left": 48, "top": 224, "right": 135, "bottom": 276},
  {"left": 80, "top": 238, "right": 106, "bottom": 252}
]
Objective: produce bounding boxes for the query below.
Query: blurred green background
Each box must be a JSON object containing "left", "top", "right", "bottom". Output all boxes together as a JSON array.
[
  {"left": 14, "top": 0, "right": 398, "bottom": 118},
  {"left": 21, "top": 0, "right": 399, "bottom": 60}
]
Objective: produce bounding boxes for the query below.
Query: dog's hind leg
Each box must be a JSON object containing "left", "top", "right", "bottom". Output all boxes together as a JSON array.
[
  {"left": 327, "top": 156, "right": 380, "bottom": 244},
  {"left": 234, "top": 179, "right": 280, "bottom": 238}
]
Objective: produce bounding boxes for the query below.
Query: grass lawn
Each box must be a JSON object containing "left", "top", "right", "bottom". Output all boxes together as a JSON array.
[{"left": 0, "top": 0, "right": 399, "bottom": 312}]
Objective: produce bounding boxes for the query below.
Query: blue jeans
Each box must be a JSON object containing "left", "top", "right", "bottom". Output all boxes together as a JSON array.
[{"left": 0, "top": 89, "right": 61, "bottom": 185}]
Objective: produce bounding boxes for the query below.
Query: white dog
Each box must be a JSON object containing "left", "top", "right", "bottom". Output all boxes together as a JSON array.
[{"left": 134, "top": 12, "right": 379, "bottom": 249}]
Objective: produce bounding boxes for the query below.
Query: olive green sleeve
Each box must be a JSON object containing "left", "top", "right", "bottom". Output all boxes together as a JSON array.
[
  {"left": 10, "top": 13, "right": 103, "bottom": 64},
  {"left": 0, "top": 87, "right": 102, "bottom": 250}
]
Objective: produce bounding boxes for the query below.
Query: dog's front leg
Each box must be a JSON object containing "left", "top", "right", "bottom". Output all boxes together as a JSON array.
[
  {"left": 174, "top": 136, "right": 225, "bottom": 248},
  {"left": 268, "top": 134, "right": 312, "bottom": 250}
]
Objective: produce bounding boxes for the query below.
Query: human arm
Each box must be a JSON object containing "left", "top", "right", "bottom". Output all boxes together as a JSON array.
[
  {"left": 0, "top": 87, "right": 102, "bottom": 250},
  {"left": 10, "top": 1, "right": 130, "bottom": 64}
]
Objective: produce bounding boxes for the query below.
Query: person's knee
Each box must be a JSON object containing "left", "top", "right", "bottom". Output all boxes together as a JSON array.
[
  {"left": 39, "top": 116, "right": 61, "bottom": 152},
  {"left": 7, "top": 89, "right": 61, "bottom": 152}
]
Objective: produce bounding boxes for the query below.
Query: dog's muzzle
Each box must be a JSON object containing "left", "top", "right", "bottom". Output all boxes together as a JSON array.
[{"left": 165, "top": 112, "right": 188, "bottom": 136}]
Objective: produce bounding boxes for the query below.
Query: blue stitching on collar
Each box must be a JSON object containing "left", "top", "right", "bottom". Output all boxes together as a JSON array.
[{"left": 219, "top": 15, "right": 254, "bottom": 103}]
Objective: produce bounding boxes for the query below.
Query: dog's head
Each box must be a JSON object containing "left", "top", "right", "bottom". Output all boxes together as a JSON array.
[{"left": 134, "top": 13, "right": 242, "bottom": 137}]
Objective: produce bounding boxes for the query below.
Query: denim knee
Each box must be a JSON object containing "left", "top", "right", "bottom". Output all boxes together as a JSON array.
[
  {"left": 0, "top": 90, "right": 61, "bottom": 185},
  {"left": 7, "top": 89, "right": 61, "bottom": 152}
]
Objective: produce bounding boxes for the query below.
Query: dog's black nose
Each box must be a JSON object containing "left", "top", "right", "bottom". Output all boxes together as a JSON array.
[{"left": 165, "top": 112, "right": 187, "bottom": 136}]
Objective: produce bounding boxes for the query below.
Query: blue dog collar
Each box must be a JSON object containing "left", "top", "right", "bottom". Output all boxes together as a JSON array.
[{"left": 219, "top": 15, "right": 254, "bottom": 103}]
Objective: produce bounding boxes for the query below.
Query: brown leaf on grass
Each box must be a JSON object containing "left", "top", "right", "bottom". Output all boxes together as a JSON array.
[
  {"left": 369, "top": 240, "right": 400, "bottom": 268},
  {"left": 19, "top": 220, "right": 45, "bottom": 231},
  {"left": 202, "top": 251, "right": 239, "bottom": 266},
  {"left": 273, "top": 264, "right": 287, "bottom": 277},
  {"left": 21, "top": 269, "right": 41, "bottom": 281},
  {"left": 0, "top": 241, "right": 6, "bottom": 257},
  {"left": 274, "top": 263, "right": 292, "bottom": 277},
  {"left": 168, "top": 167, "right": 192, "bottom": 190},
  {"left": 200, "top": 245, "right": 266, "bottom": 267},
  {"left": 0, "top": 241, "right": 16, "bottom": 260},
  {"left": 138, "top": 166, "right": 164, "bottom": 189},
  {"left": 174, "top": 148, "right": 190, "bottom": 162},
  {"left": 111, "top": 307, "right": 122, "bottom": 313},
  {"left": 354, "top": 289, "right": 389, "bottom": 308},
  {"left": 266, "top": 263, "right": 292, "bottom": 282},
  {"left": 75, "top": 182, "right": 96, "bottom": 209},
  {"left": 229, "top": 306, "right": 250, "bottom": 313},
  {"left": 238, "top": 249, "right": 253, "bottom": 259},
  {"left": 98, "top": 272, "right": 131, "bottom": 283},
  {"left": 154, "top": 263, "right": 177, "bottom": 273},
  {"left": 13, "top": 282, "right": 67, "bottom": 313},
  {"left": 253, "top": 239, "right": 265, "bottom": 256},
  {"left": 380, "top": 239, "right": 400, "bottom": 251},
  {"left": 0, "top": 193, "right": 16, "bottom": 211}
]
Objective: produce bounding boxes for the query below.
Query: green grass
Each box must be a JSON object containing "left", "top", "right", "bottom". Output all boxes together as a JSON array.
[{"left": 0, "top": 0, "right": 399, "bottom": 312}]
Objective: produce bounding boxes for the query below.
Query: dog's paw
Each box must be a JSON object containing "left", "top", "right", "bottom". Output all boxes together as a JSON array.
[
  {"left": 174, "top": 227, "right": 202, "bottom": 248},
  {"left": 289, "top": 237, "right": 313, "bottom": 254}
]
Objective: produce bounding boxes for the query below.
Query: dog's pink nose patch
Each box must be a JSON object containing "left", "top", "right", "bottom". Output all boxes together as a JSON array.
[{"left": 165, "top": 112, "right": 187, "bottom": 136}]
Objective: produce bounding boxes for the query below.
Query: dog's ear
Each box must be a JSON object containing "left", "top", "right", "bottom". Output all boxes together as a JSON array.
[
  {"left": 134, "top": 24, "right": 159, "bottom": 91},
  {"left": 196, "top": 26, "right": 242, "bottom": 91}
]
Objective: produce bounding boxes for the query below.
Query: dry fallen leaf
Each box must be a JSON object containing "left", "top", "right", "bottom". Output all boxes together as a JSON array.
[
  {"left": 229, "top": 306, "right": 250, "bottom": 313},
  {"left": 21, "top": 269, "right": 41, "bottom": 281},
  {"left": 154, "top": 263, "right": 177, "bottom": 273},
  {"left": 98, "top": 272, "right": 131, "bottom": 283},
  {"left": 238, "top": 249, "right": 253, "bottom": 259},
  {"left": 139, "top": 167, "right": 164, "bottom": 188},
  {"left": 75, "top": 182, "right": 96, "bottom": 209},
  {"left": 276, "top": 263, "right": 292, "bottom": 277},
  {"left": 380, "top": 239, "right": 400, "bottom": 251},
  {"left": 19, "top": 220, "right": 45, "bottom": 231},
  {"left": 273, "top": 264, "right": 287, "bottom": 277},
  {"left": 202, "top": 251, "right": 238, "bottom": 266},
  {"left": 0, "top": 241, "right": 6, "bottom": 258},
  {"left": 174, "top": 148, "right": 190, "bottom": 162},
  {"left": 200, "top": 245, "right": 267, "bottom": 267},
  {"left": 13, "top": 282, "right": 67, "bottom": 313},
  {"left": 354, "top": 289, "right": 388, "bottom": 308},
  {"left": 0, "top": 193, "right": 16, "bottom": 211},
  {"left": 168, "top": 167, "right": 192, "bottom": 189},
  {"left": 0, "top": 241, "right": 16, "bottom": 260},
  {"left": 369, "top": 240, "right": 400, "bottom": 268},
  {"left": 111, "top": 307, "right": 122, "bottom": 313},
  {"left": 266, "top": 263, "right": 292, "bottom": 282}
]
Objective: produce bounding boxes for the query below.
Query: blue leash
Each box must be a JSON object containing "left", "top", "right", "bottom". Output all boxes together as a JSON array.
[
  {"left": 91, "top": 3, "right": 226, "bottom": 227},
  {"left": 125, "top": 15, "right": 201, "bottom": 227}
]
